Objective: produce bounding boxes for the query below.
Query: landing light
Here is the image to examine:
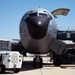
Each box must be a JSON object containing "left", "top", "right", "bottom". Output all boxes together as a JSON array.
[{"left": 38, "top": 21, "right": 41, "bottom": 25}]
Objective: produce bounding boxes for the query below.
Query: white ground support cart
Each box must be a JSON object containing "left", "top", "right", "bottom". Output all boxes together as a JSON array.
[{"left": 0, "top": 40, "right": 23, "bottom": 73}]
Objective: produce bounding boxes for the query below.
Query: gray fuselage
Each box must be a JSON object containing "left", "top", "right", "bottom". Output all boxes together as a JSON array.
[{"left": 20, "top": 8, "right": 57, "bottom": 54}]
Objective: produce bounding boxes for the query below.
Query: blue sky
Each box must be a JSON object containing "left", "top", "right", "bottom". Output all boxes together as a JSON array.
[{"left": 0, "top": 0, "right": 75, "bottom": 40}]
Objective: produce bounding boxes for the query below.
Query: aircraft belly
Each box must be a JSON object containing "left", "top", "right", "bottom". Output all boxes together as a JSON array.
[
  {"left": 21, "top": 33, "right": 52, "bottom": 54},
  {"left": 26, "top": 41, "right": 49, "bottom": 54}
]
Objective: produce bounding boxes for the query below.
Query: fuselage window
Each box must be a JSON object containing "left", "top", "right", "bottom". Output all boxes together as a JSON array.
[{"left": 29, "top": 13, "right": 37, "bottom": 17}]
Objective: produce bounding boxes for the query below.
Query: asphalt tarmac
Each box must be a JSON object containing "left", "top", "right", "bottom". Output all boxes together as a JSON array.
[{"left": 1, "top": 57, "right": 75, "bottom": 75}]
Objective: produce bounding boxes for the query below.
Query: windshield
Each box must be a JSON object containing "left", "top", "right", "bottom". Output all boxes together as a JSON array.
[
  {"left": 39, "top": 13, "right": 47, "bottom": 17},
  {"left": 0, "top": 42, "right": 9, "bottom": 51},
  {"left": 29, "top": 13, "right": 37, "bottom": 17},
  {"left": 39, "top": 13, "right": 52, "bottom": 19}
]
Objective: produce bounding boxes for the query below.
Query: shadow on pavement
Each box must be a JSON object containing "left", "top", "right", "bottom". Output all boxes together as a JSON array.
[
  {"left": 1, "top": 60, "right": 75, "bottom": 74},
  {"left": 21, "top": 61, "right": 41, "bottom": 71},
  {"left": 0, "top": 71, "right": 14, "bottom": 74}
]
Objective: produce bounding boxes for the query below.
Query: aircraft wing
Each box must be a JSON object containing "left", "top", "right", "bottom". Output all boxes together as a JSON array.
[
  {"left": 11, "top": 41, "right": 25, "bottom": 53},
  {"left": 57, "top": 30, "right": 75, "bottom": 49},
  {"left": 51, "top": 8, "right": 70, "bottom": 18},
  {"left": 65, "top": 44, "right": 75, "bottom": 49},
  {"left": 57, "top": 30, "right": 75, "bottom": 41}
]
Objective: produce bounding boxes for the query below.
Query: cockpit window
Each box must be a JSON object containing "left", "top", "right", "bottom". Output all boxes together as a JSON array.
[
  {"left": 29, "top": 13, "right": 37, "bottom": 17},
  {"left": 39, "top": 13, "right": 47, "bottom": 17},
  {"left": 39, "top": 13, "right": 52, "bottom": 20}
]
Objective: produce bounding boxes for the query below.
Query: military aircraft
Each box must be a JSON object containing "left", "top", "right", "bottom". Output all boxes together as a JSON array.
[{"left": 11, "top": 8, "right": 75, "bottom": 67}]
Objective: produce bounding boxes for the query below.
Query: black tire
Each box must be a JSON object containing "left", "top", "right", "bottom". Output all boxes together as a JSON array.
[
  {"left": 33, "top": 58, "right": 37, "bottom": 68},
  {"left": 39, "top": 58, "right": 43, "bottom": 68},
  {"left": 14, "top": 68, "right": 20, "bottom": 73},
  {"left": 0, "top": 65, "right": 6, "bottom": 73},
  {"left": 53, "top": 58, "right": 61, "bottom": 66}
]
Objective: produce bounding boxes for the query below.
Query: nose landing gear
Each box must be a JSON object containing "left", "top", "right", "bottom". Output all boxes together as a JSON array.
[{"left": 33, "top": 56, "right": 43, "bottom": 68}]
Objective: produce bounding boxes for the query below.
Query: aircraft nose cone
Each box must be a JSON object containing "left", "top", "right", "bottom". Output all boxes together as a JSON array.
[{"left": 26, "top": 16, "right": 50, "bottom": 39}]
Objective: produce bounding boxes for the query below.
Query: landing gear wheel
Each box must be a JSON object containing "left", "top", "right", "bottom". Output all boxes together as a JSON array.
[
  {"left": 33, "top": 58, "right": 37, "bottom": 68},
  {"left": 39, "top": 58, "right": 43, "bottom": 68},
  {"left": 33, "top": 57, "right": 43, "bottom": 68},
  {"left": 14, "top": 68, "right": 20, "bottom": 73},
  {"left": 0, "top": 65, "right": 5, "bottom": 73},
  {"left": 53, "top": 58, "right": 61, "bottom": 66}
]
